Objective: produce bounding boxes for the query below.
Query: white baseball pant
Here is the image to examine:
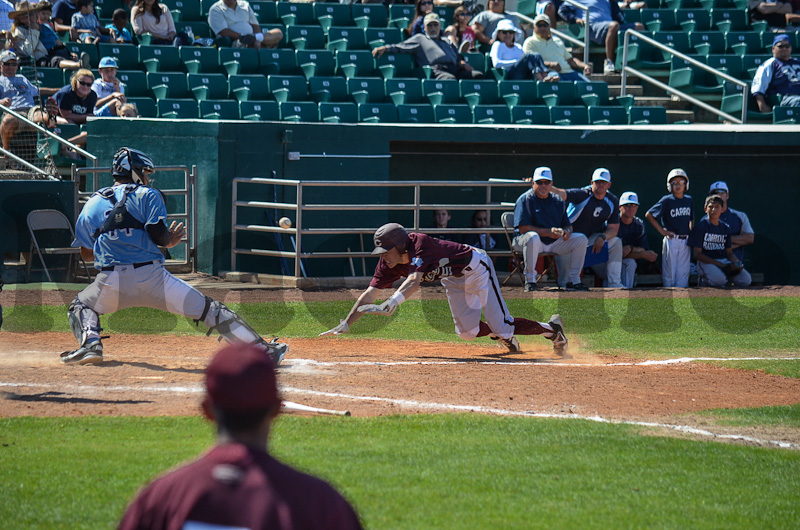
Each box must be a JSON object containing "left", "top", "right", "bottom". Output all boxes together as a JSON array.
[
  {"left": 696, "top": 260, "right": 752, "bottom": 288},
  {"left": 661, "top": 236, "right": 690, "bottom": 288},
  {"left": 513, "top": 231, "right": 588, "bottom": 286}
]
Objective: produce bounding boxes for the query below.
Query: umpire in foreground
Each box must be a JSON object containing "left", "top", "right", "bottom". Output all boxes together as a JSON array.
[{"left": 119, "top": 343, "right": 363, "bottom": 530}]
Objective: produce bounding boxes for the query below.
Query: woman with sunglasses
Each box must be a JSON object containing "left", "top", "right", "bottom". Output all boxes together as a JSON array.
[
  {"left": 444, "top": 5, "right": 475, "bottom": 53},
  {"left": 408, "top": 0, "right": 435, "bottom": 37},
  {"left": 55, "top": 69, "right": 97, "bottom": 126},
  {"left": 489, "top": 19, "right": 549, "bottom": 81}
]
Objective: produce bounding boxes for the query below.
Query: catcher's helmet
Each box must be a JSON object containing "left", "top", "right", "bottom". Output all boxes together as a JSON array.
[
  {"left": 112, "top": 147, "right": 155, "bottom": 185},
  {"left": 666, "top": 168, "right": 689, "bottom": 191}
]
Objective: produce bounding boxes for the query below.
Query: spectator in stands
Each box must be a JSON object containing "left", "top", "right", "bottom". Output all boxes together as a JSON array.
[
  {"left": 373, "top": 13, "right": 484, "bottom": 80},
  {"left": 470, "top": 0, "right": 522, "bottom": 47},
  {"left": 535, "top": 0, "right": 562, "bottom": 28},
  {"left": 708, "top": 180, "right": 754, "bottom": 265},
  {"left": 617, "top": 191, "right": 657, "bottom": 289},
  {"left": 119, "top": 344, "right": 363, "bottom": 530},
  {"left": 55, "top": 68, "right": 95, "bottom": 146},
  {"left": 752, "top": 34, "right": 800, "bottom": 113},
  {"left": 132, "top": 0, "right": 177, "bottom": 45},
  {"left": 0, "top": 0, "right": 13, "bottom": 35},
  {"left": 427, "top": 208, "right": 459, "bottom": 242},
  {"left": 92, "top": 56, "right": 125, "bottom": 117},
  {"left": 34, "top": 1, "right": 89, "bottom": 71},
  {"left": 523, "top": 14, "right": 593, "bottom": 82},
  {"left": 408, "top": 0, "right": 434, "bottom": 37},
  {"left": 558, "top": 0, "right": 644, "bottom": 74},
  {"left": 748, "top": 0, "right": 800, "bottom": 28},
  {"left": 551, "top": 168, "right": 625, "bottom": 288},
  {"left": 207, "top": 0, "right": 282, "bottom": 49},
  {"left": 618, "top": 0, "right": 647, "bottom": 11},
  {"left": 444, "top": 5, "right": 476, "bottom": 53},
  {"left": 513, "top": 166, "right": 588, "bottom": 292},
  {"left": 51, "top": 0, "right": 80, "bottom": 39},
  {"left": 690, "top": 195, "right": 751, "bottom": 288},
  {"left": 71, "top": 0, "right": 112, "bottom": 44},
  {"left": 461, "top": 209, "right": 497, "bottom": 251},
  {"left": 117, "top": 102, "right": 138, "bottom": 117},
  {"left": 8, "top": 2, "right": 50, "bottom": 66},
  {"left": 0, "top": 51, "right": 58, "bottom": 159},
  {"left": 106, "top": 8, "right": 133, "bottom": 43},
  {"left": 490, "top": 19, "right": 549, "bottom": 80}
]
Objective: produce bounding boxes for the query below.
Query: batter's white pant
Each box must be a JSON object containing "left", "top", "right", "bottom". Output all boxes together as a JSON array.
[
  {"left": 621, "top": 257, "right": 637, "bottom": 289},
  {"left": 661, "top": 236, "right": 690, "bottom": 288},
  {"left": 513, "top": 231, "right": 588, "bottom": 286},
  {"left": 441, "top": 248, "right": 516, "bottom": 340},
  {"left": 696, "top": 260, "right": 752, "bottom": 288},
  {"left": 575, "top": 234, "right": 624, "bottom": 288}
]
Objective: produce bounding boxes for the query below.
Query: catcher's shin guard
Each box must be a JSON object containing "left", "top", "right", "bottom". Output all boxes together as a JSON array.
[
  {"left": 195, "top": 297, "right": 288, "bottom": 365},
  {"left": 68, "top": 298, "right": 102, "bottom": 347}
]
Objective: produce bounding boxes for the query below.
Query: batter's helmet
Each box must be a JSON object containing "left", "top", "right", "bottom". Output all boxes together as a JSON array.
[
  {"left": 667, "top": 168, "right": 689, "bottom": 191},
  {"left": 112, "top": 147, "right": 155, "bottom": 185},
  {"left": 372, "top": 223, "right": 410, "bottom": 254}
]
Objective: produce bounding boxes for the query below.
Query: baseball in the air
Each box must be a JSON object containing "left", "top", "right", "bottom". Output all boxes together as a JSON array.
[{"left": 279, "top": 217, "right": 292, "bottom": 229}]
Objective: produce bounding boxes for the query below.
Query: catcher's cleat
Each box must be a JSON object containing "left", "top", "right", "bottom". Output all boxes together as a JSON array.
[
  {"left": 61, "top": 341, "right": 103, "bottom": 365},
  {"left": 260, "top": 338, "right": 288, "bottom": 367},
  {"left": 491, "top": 334, "right": 521, "bottom": 353},
  {"left": 548, "top": 314, "right": 567, "bottom": 355}
]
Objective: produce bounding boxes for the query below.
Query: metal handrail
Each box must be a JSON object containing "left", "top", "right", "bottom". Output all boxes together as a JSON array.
[
  {"left": 562, "top": 0, "right": 591, "bottom": 68},
  {"left": 0, "top": 103, "right": 98, "bottom": 162},
  {"left": 620, "top": 29, "right": 749, "bottom": 124}
]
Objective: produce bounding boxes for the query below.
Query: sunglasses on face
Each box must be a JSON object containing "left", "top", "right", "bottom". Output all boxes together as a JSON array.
[
  {"left": 458, "top": 12, "right": 470, "bottom": 16},
  {"left": 536, "top": 22, "right": 549, "bottom": 27},
  {"left": 499, "top": 30, "right": 515, "bottom": 34},
  {"left": 78, "top": 80, "right": 93, "bottom": 87},
  {"left": 2, "top": 62, "right": 17, "bottom": 66}
]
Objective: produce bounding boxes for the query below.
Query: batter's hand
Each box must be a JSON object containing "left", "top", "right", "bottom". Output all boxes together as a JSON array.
[
  {"left": 319, "top": 319, "right": 349, "bottom": 336},
  {"left": 358, "top": 298, "right": 399, "bottom": 316},
  {"left": 165, "top": 221, "right": 186, "bottom": 249}
]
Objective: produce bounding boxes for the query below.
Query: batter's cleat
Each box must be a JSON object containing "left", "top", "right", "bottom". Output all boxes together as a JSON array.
[
  {"left": 548, "top": 314, "right": 567, "bottom": 355},
  {"left": 60, "top": 341, "right": 103, "bottom": 365},
  {"left": 260, "top": 338, "right": 288, "bottom": 366},
  {"left": 565, "top": 281, "right": 589, "bottom": 292},
  {"left": 524, "top": 282, "right": 537, "bottom": 292},
  {"left": 491, "top": 334, "right": 521, "bottom": 353}
]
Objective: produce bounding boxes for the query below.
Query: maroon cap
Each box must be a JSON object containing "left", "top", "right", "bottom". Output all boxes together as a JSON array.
[
  {"left": 205, "top": 343, "right": 280, "bottom": 412},
  {"left": 371, "top": 223, "right": 409, "bottom": 254}
]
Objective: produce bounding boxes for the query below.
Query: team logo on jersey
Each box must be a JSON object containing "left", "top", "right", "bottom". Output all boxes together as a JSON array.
[
  {"left": 411, "top": 257, "right": 423, "bottom": 267},
  {"left": 593, "top": 206, "right": 604, "bottom": 218}
]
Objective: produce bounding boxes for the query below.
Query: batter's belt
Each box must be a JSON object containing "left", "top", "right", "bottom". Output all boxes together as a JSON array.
[{"left": 100, "top": 260, "right": 158, "bottom": 272}]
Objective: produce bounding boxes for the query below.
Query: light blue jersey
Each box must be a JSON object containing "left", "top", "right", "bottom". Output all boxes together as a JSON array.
[{"left": 72, "top": 184, "right": 167, "bottom": 269}]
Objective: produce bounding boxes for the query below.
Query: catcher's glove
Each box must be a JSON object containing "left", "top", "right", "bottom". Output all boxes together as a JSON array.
[{"left": 723, "top": 262, "right": 743, "bottom": 277}]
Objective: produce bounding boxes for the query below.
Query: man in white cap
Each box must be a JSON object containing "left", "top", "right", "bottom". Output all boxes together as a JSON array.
[
  {"left": 618, "top": 191, "right": 657, "bottom": 289},
  {"left": 513, "top": 166, "right": 588, "bottom": 292},
  {"left": 552, "top": 168, "right": 624, "bottom": 288},
  {"left": 708, "top": 181, "right": 754, "bottom": 264},
  {"left": 522, "top": 14, "right": 593, "bottom": 82}
]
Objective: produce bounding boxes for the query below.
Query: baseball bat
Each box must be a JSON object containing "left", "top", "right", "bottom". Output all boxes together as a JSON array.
[{"left": 281, "top": 400, "right": 351, "bottom": 417}]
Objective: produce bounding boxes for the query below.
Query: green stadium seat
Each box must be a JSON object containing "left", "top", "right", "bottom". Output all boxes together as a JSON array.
[
  {"left": 327, "top": 26, "right": 367, "bottom": 51},
  {"left": 463, "top": 52, "right": 487, "bottom": 72},
  {"left": 473, "top": 104, "right": 511, "bottom": 124},
  {"left": 620, "top": 7, "right": 642, "bottom": 24},
  {"left": 422, "top": 78, "right": 460, "bottom": 105},
  {"left": 433, "top": 6, "right": 456, "bottom": 23},
  {"left": 576, "top": 81, "right": 611, "bottom": 107},
  {"left": 229, "top": 74, "right": 270, "bottom": 102},
  {"left": 180, "top": 46, "right": 219, "bottom": 74},
  {"left": 147, "top": 71, "right": 190, "bottom": 99},
  {"left": 308, "top": 76, "right": 348, "bottom": 103},
  {"left": 385, "top": 78, "right": 423, "bottom": 105},
  {"left": 296, "top": 49, "right": 335, "bottom": 79},
  {"left": 277, "top": 1, "right": 316, "bottom": 26},
  {"left": 434, "top": 104, "right": 473, "bottom": 124},
  {"left": 710, "top": 8, "right": 748, "bottom": 32},
  {"left": 675, "top": 9, "right": 711, "bottom": 32},
  {"left": 98, "top": 43, "right": 138, "bottom": 70},
  {"left": 219, "top": 47, "right": 260, "bottom": 75},
  {"left": 375, "top": 53, "right": 415, "bottom": 79},
  {"left": 358, "top": 102, "right": 397, "bottom": 123},
  {"left": 267, "top": 75, "right": 309, "bottom": 102},
  {"left": 537, "top": 81, "right": 578, "bottom": 106},
  {"left": 177, "top": 21, "right": 212, "bottom": 39},
  {"left": 641, "top": 8, "right": 678, "bottom": 31},
  {"left": 351, "top": 4, "right": 388, "bottom": 29},
  {"left": 319, "top": 102, "right": 359, "bottom": 123},
  {"left": 705, "top": 54, "right": 743, "bottom": 80},
  {"left": 459, "top": 79, "right": 499, "bottom": 107},
  {"left": 250, "top": 1, "right": 278, "bottom": 24},
  {"left": 287, "top": 25, "right": 326, "bottom": 50},
  {"left": 498, "top": 80, "right": 538, "bottom": 107},
  {"left": 259, "top": 48, "right": 298, "bottom": 76},
  {"left": 397, "top": 103, "right": 435, "bottom": 123},
  {"left": 614, "top": 30, "right": 653, "bottom": 70},
  {"left": 347, "top": 77, "right": 386, "bottom": 104},
  {"left": 127, "top": 97, "right": 157, "bottom": 118},
  {"left": 773, "top": 106, "right": 800, "bottom": 124},
  {"left": 31, "top": 68, "right": 64, "bottom": 90},
  {"left": 628, "top": 106, "right": 668, "bottom": 124},
  {"left": 157, "top": 98, "right": 198, "bottom": 119},
  {"left": 725, "top": 31, "right": 764, "bottom": 57},
  {"left": 239, "top": 100, "right": 280, "bottom": 121},
  {"left": 512, "top": 105, "right": 551, "bottom": 124},
  {"left": 279, "top": 101, "right": 318, "bottom": 122},
  {"left": 365, "top": 27, "right": 403, "bottom": 49},
  {"left": 165, "top": 0, "right": 203, "bottom": 21},
  {"left": 642, "top": 32, "right": 691, "bottom": 71},
  {"left": 314, "top": 3, "right": 353, "bottom": 30},
  {"left": 200, "top": 99, "right": 240, "bottom": 120},
  {"left": 690, "top": 31, "right": 726, "bottom": 56},
  {"left": 588, "top": 106, "right": 628, "bottom": 125},
  {"left": 389, "top": 4, "right": 415, "bottom": 31},
  {"left": 188, "top": 73, "right": 228, "bottom": 101},
  {"left": 741, "top": 54, "right": 768, "bottom": 78},
  {"left": 139, "top": 45, "right": 181, "bottom": 73},
  {"left": 118, "top": 70, "right": 148, "bottom": 97},
  {"left": 549, "top": 105, "right": 589, "bottom": 125},
  {"left": 65, "top": 42, "right": 99, "bottom": 68},
  {"left": 336, "top": 49, "right": 376, "bottom": 78}
]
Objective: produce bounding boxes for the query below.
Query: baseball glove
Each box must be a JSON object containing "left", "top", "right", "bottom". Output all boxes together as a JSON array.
[{"left": 723, "top": 263, "right": 743, "bottom": 277}]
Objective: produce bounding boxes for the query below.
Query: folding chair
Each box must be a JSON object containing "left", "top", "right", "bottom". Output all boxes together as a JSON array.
[{"left": 26, "top": 209, "right": 92, "bottom": 282}]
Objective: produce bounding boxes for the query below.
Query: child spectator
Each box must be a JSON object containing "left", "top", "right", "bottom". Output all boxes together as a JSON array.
[
  {"left": 117, "top": 102, "right": 138, "bottom": 117},
  {"left": 645, "top": 168, "right": 693, "bottom": 288},
  {"left": 689, "top": 195, "right": 751, "bottom": 288},
  {"left": 106, "top": 8, "right": 133, "bottom": 43},
  {"left": 71, "top": 0, "right": 111, "bottom": 44},
  {"left": 444, "top": 5, "right": 475, "bottom": 53},
  {"left": 92, "top": 56, "right": 126, "bottom": 116},
  {"left": 35, "top": 1, "right": 90, "bottom": 71}
]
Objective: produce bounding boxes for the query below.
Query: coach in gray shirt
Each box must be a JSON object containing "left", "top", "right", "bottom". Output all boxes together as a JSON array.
[{"left": 372, "top": 13, "right": 483, "bottom": 80}]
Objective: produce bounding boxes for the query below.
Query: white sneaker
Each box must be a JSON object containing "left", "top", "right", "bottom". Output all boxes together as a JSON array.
[{"left": 604, "top": 59, "right": 616, "bottom": 74}]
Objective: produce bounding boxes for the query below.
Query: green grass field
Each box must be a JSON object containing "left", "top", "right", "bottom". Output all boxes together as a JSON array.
[{"left": 1, "top": 294, "right": 799, "bottom": 528}]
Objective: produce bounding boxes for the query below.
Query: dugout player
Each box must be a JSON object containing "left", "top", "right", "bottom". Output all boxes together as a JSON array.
[
  {"left": 119, "top": 343, "right": 363, "bottom": 530},
  {"left": 645, "top": 168, "right": 694, "bottom": 288},
  {"left": 689, "top": 195, "right": 751, "bottom": 288},
  {"left": 61, "top": 147, "right": 288, "bottom": 366},
  {"left": 319, "top": 223, "right": 568, "bottom": 355}
]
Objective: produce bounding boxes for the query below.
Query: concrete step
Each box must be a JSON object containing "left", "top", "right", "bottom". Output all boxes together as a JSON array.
[
  {"left": 608, "top": 84, "right": 643, "bottom": 97},
  {"left": 667, "top": 109, "right": 696, "bottom": 123},
  {"left": 634, "top": 96, "right": 692, "bottom": 110}
]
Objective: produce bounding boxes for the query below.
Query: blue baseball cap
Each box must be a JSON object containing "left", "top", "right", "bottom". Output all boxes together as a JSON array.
[
  {"left": 773, "top": 34, "right": 791, "bottom": 47},
  {"left": 98, "top": 56, "right": 119, "bottom": 69}
]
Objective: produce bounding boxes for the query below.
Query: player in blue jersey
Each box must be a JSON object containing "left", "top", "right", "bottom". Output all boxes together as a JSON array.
[
  {"left": 689, "top": 195, "right": 751, "bottom": 288},
  {"left": 751, "top": 34, "right": 800, "bottom": 114},
  {"left": 62, "top": 147, "right": 288, "bottom": 366},
  {"left": 512, "top": 166, "right": 588, "bottom": 292},
  {"left": 552, "top": 168, "right": 624, "bottom": 288},
  {"left": 617, "top": 192, "right": 657, "bottom": 289},
  {"left": 645, "top": 168, "right": 693, "bottom": 288},
  {"left": 708, "top": 180, "right": 754, "bottom": 264}
]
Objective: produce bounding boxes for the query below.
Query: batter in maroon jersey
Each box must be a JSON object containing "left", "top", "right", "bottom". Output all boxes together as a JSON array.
[
  {"left": 320, "top": 223, "right": 568, "bottom": 354},
  {"left": 119, "top": 344, "right": 363, "bottom": 530}
]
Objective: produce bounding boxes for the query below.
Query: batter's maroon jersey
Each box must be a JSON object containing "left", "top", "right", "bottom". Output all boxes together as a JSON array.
[
  {"left": 369, "top": 233, "right": 474, "bottom": 288},
  {"left": 118, "top": 442, "right": 363, "bottom": 530}
]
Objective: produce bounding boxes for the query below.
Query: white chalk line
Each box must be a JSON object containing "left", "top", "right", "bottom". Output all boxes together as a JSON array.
[
  {"left": 284, "top": 356, "right": 799, "bottom": 367},
  {"left": 2, "top": 380, "right": 797, "bottom": 450}
]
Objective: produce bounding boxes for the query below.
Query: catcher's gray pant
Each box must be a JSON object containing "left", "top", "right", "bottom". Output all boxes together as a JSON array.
[
  {"left": 661, "top": 236, "right": 690, "bottom": 288},
  {"left": 75, "top": 262, "right": 257, "bottom": 344},
  {"left": 441, "top": 248, "right": 515, "bottom": 341},
  {"left": 697, "top": 260, "right": 751, "bottom": 288},
  {"left": 513, "top": 231, "right": 587, "bottom": 286}
]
